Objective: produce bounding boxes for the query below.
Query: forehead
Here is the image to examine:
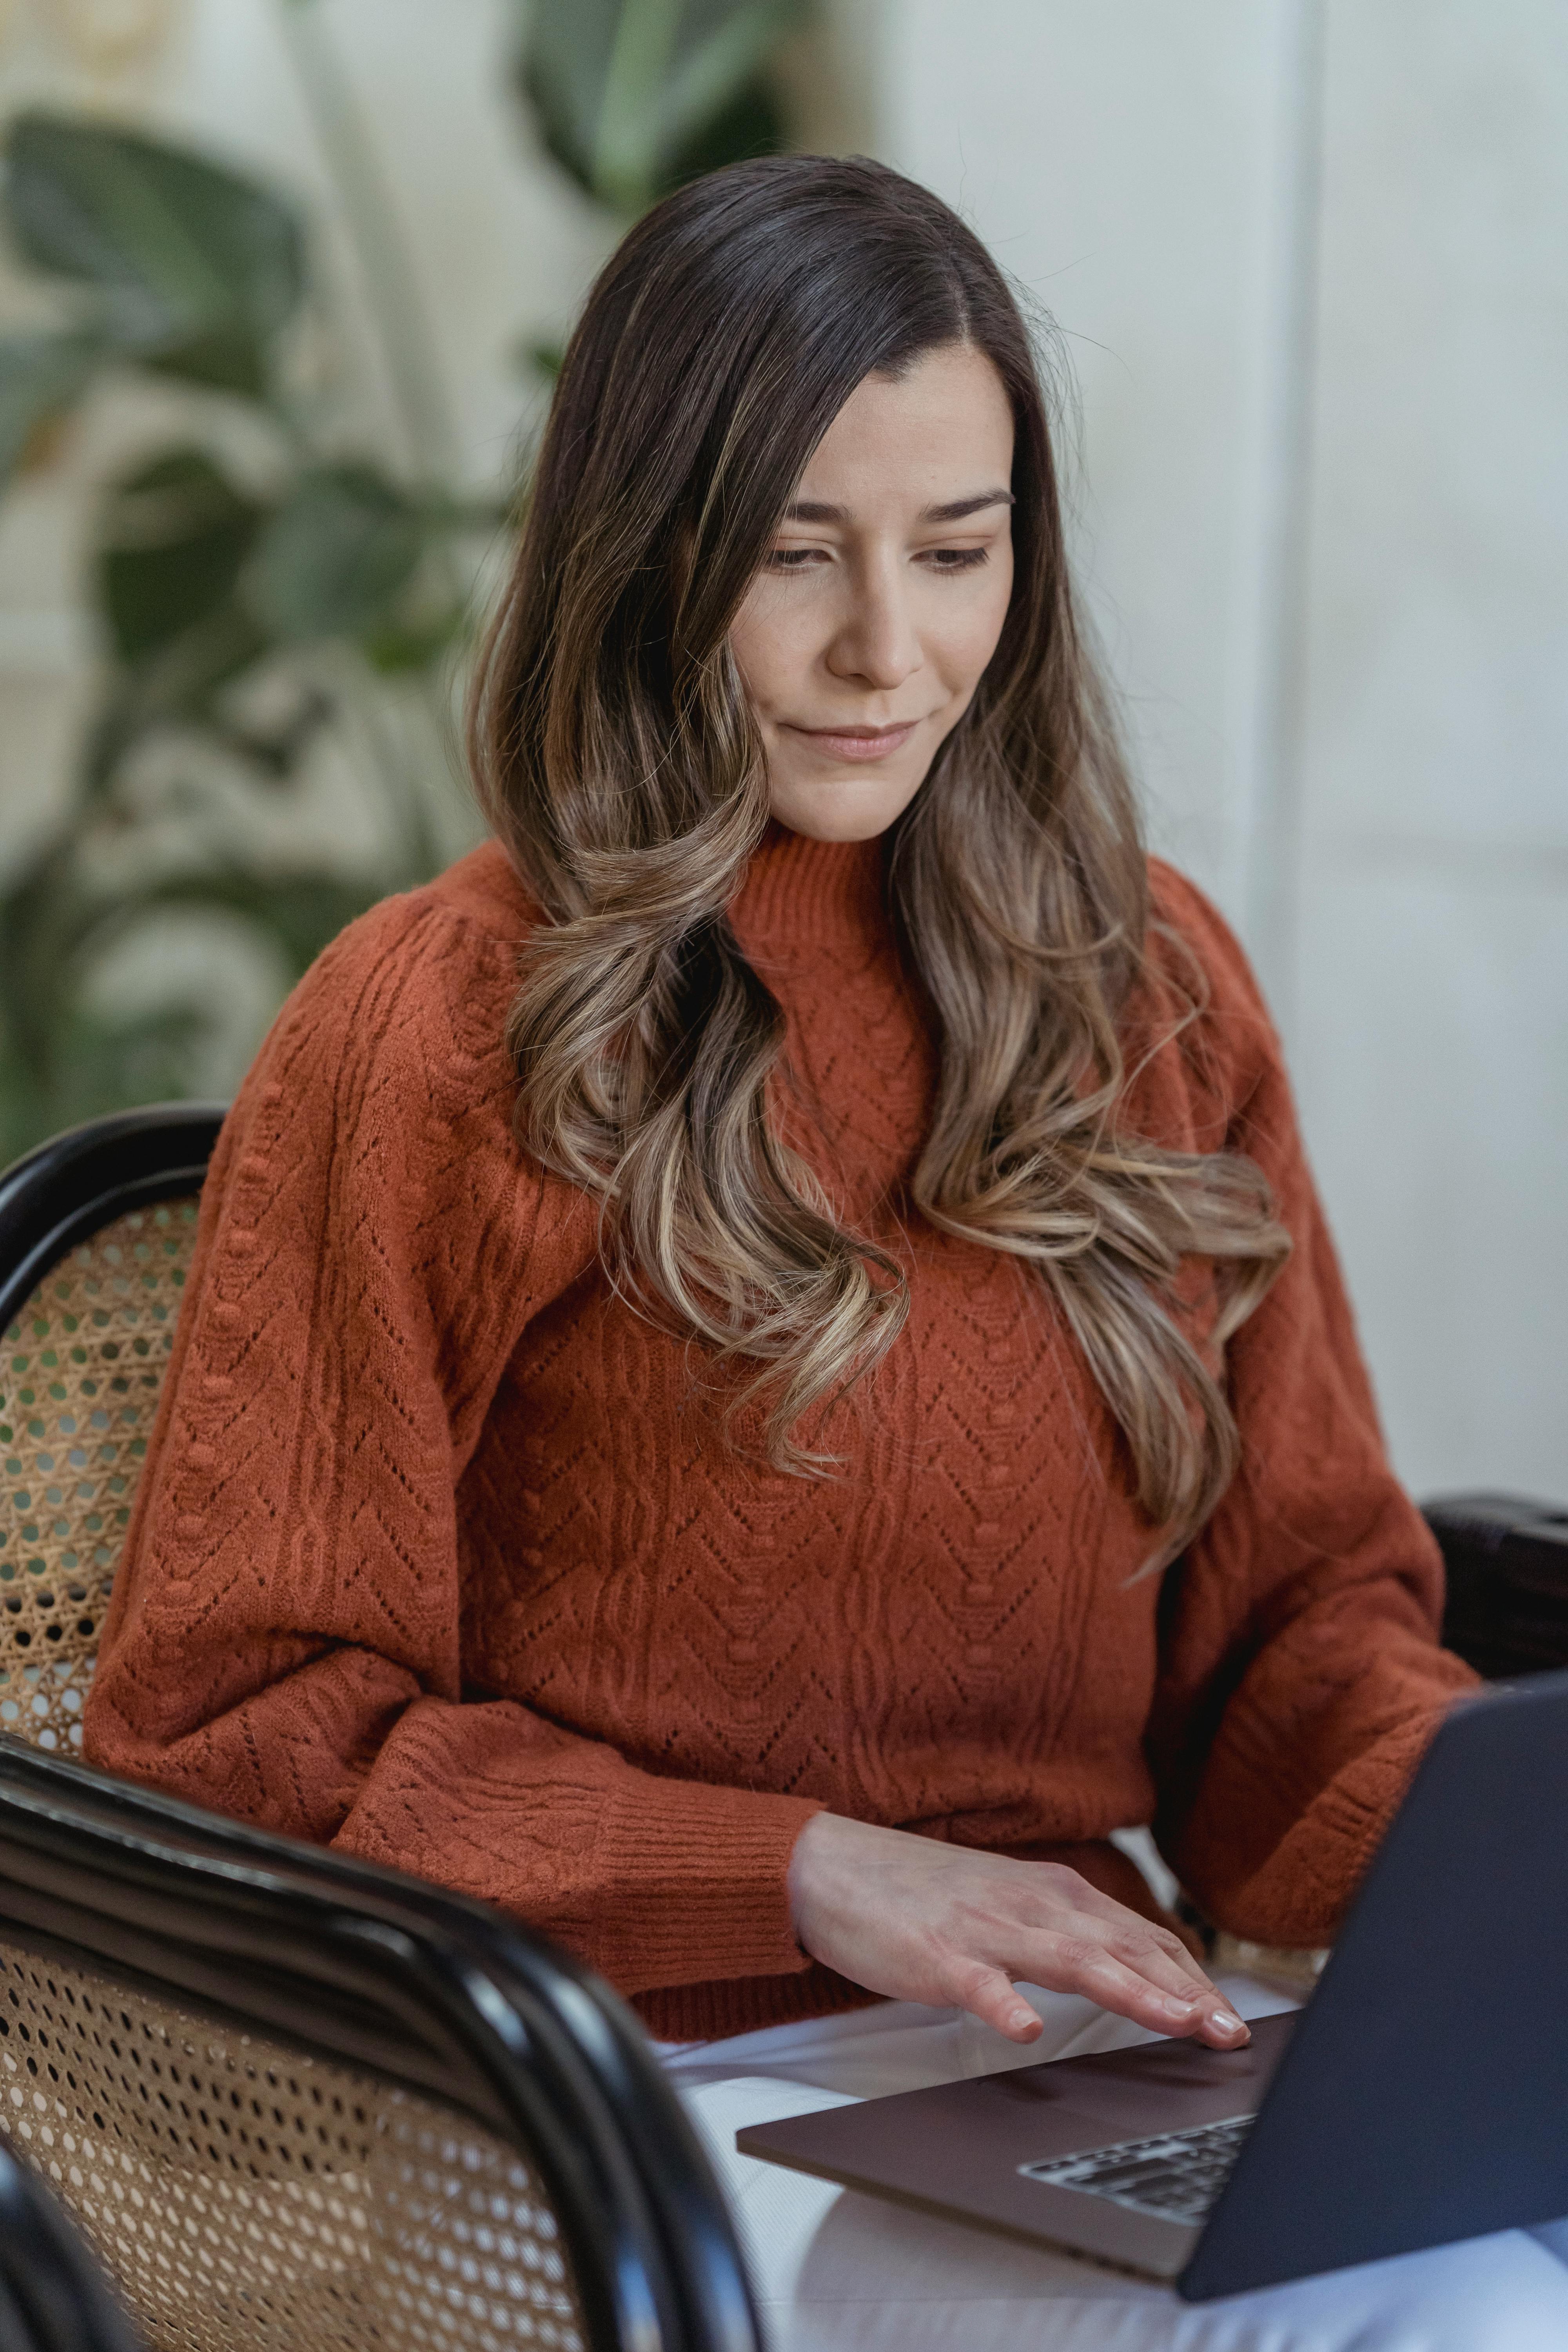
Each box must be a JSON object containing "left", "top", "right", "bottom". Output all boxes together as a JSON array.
[{"left": 795, "top": 344, "right": 1014, "bottom": 513}]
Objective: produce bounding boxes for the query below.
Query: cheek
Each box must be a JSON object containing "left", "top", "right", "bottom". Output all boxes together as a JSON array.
[
  {"left": 936, "top": 563, "right": 1014, "bottom": 689},
  {"left": 728, "top": 583, "right": 809, "bottom": 717}
]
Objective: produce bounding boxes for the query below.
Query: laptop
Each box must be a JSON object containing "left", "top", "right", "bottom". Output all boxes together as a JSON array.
[{"left": 737, "top": 1669, "right": 1568, "bottom": 2299}]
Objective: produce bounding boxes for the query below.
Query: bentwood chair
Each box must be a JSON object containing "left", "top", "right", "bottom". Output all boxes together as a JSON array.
[
  {"left": 0, "top": 1106, "right": 764, "bottom": 2352},
  {"left": 0, "top": 2139, "right": 144, "bottom": 2352}
]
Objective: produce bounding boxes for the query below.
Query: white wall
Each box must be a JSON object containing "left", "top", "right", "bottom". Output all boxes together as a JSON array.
[
  {"left": 884, "top": 0, "right": 1299, "bottom": 911},
  {"left": 1, "top": 0, "right": 1562, "bottom": 1498},
  {"left": 1292, "top": 2, "right": 1568, "bottom": 1496},
  {"left": 877, "top": 0, "right": 1568, "bottom": 1501}
]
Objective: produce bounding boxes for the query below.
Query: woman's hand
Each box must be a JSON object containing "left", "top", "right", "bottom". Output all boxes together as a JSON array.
[{"left": 787, "top": 1812, "right": 1250, "bottom": 2049}]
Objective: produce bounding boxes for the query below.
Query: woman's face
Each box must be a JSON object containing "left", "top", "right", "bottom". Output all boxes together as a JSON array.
[{"left": 729, "top": 341, "right": 1016, "bottom": 843}]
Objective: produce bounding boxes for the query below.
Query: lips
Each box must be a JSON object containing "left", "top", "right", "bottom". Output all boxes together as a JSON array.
[{"left": 788, "top": 720, "right": 921, "bottom": 762}]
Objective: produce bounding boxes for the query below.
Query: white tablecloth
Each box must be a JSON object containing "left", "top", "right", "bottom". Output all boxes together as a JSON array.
[{"left": 662, "top": 1979, "right": 1568, "bottom": 2351}]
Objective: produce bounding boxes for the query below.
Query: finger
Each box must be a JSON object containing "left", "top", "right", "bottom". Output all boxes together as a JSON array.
[
  {"left": 1085, "top": 1922, "right": 1247, "bottom": 2033},
  {"left": 947, "top": 1963, "right": 1049, "bottom": 2045},
  {"left": 1196, "top": 2006, "right": 1251, "bottom": 2049},
  {"left": 1033, "top": 1940, "right": 1250, "bottom": 2048},
  {"left": 1038, "top": 1904, "right": 1231, "bottom": 2014},
  {"left": 1153, "top": 1925, "right": 1217, "bottom": 1984},
  {"left": 1110, "top": 1934, "right": 1226, "bottom": 2009},
  {"left": 1138, "top": 1945, "right": 1250, "bottom": 2041},
  {"left": 1117, "top": 1947, "right": 1250, "bottom": 2045},
  {"left": 1046, "top": 1885, "right": 1216, "bottom": 1989}
]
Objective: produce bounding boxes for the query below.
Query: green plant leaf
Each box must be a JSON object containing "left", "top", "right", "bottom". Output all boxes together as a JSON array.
[
  {"left": 244, "top": 463, "right": 428, "bottom": 644},
  {"left": 0, "top": 835, "right": 103, "bottom": 1082},
  {"left": 663, "top": 71, "right": 786, "bottom": 190},
  {"left": 82, "top": 603, "right": 275, "bottom": 797},
  {"left": 98, "top": 446, "right": 267, "bottom": 663},
  {"left": 519, "top": 0, "right": 805, "bottom": 213},
  {"left": 655, "top": 0, "right": 803, "bottom": 164},
  {"left": 3, "top": 110, "right": 304, "bottom": 395},
  {"left": 360, "top": 610, "right": 468, "bottom": 674},
  {"left": 84, "top": 443, "right": 275, "bottom": 787},
  {"left": 0, "top": 327, "right": 106, "bottom": 481},
  {"left": 520, "top": 0, "right": 621, "bottom": 198}
]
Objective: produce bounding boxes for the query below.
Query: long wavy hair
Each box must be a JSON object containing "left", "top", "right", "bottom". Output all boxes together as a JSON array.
[{"left": 469, "top": 154, "right": 1289, "bottom": 1551}]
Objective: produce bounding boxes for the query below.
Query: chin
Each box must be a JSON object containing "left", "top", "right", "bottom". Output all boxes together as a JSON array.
[{"left": 768, "top": 772, "right": 924, "bottom": 844}]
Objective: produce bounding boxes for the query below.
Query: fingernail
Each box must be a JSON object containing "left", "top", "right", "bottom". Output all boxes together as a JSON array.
[
  {"left": 1210, "top": 2009, "right": 1245, "bottom": 2037},
  {"left": 1162, "top": 1992, "right": 1200, "bottom": 2016}
]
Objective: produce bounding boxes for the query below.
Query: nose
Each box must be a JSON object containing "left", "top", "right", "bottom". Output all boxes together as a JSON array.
[{"left": 825, "top": 552, "right": 924, "bottom": 693}]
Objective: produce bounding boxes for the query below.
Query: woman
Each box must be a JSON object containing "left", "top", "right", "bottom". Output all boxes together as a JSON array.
[{"left": 84, "top": 155, "right": 1472, "bottom": 2059}]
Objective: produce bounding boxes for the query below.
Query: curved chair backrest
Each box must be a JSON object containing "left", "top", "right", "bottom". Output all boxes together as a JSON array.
[
  {"left": 0, "top": 1106, "right": 223, "bottom": 1751},
  {"left": 0, "top": 2141, "right": 143, "bottom": 2352},
  {"left": 0, "top": 1736, "right": 763, "bottom": 2352}
]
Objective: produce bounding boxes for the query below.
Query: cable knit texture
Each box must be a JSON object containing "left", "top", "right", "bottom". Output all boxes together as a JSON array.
[{"left": 84, "top": 826, "right": 1475, "bottom": 2040}]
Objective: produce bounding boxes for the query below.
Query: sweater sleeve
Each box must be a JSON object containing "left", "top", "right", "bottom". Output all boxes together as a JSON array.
[
  {"left": 1140, "top": 868, "right": 1477, "bottom": 1947},
  {"left": 83, "top": 883, "right": 820, "bottom": 1996}
]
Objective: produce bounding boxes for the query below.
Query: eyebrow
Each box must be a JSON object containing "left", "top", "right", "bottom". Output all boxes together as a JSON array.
[{"left": 783, "top": 490, "right": 1015, "bottom": 526}]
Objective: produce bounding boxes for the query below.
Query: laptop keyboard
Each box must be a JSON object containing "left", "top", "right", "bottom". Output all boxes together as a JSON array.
[{"left": 1019, "top": 2113, "right": 1254, "bottom": 2225}]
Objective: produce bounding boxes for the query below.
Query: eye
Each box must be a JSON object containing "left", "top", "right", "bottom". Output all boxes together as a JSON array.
[
  {"left": 922, "top": 546, "right": 990, "bottom": 572},
  {"left": 764, "top": 546, "right": 827, "bottom": 570}
]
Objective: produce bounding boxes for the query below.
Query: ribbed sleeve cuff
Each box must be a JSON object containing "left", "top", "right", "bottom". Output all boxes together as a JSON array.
[
  {"left": 591, "top": 1776, "right": 825, "bottom": 1995},
  {"left": 1202, "top": 1704, "right": 1452, "bottom": 1946}
]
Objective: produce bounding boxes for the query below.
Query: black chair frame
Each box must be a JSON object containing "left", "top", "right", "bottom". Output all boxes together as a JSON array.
[
  {"left": 1425, "top": 1492, "right": 1568, "bottom": 1681},
  {"left": 0, "top": 1737, "right": 763, "bottom": 2352},
  {"left": 0, "top": 2140, "right": 142, "bottom": 2352},
  {"left": 0, "top": 1103, "right": 226, "bottom": 1334}
]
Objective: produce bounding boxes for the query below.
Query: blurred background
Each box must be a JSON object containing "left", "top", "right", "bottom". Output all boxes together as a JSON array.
[{"left": 0, "top": 0, "right": 1562, "bottom": 1504}]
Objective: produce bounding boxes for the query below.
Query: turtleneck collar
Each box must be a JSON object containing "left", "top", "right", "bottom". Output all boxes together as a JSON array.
[{"left": 730, "top": 821, "right": 889, "bottom": 956}]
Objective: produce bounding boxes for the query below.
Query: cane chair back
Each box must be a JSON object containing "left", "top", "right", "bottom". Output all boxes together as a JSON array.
[
  {"left": 0, "top": 1741, "right": 761, "bottom": 2352},
  {"left": 0, "top": 1933, "right": 583, "bottom": 2352},
  {"left": 0, "top": 1107, "right": 222, "bottom": 1755},
  {"left": 0, "top": 1202, "right": 201, "bottom": 1753}
]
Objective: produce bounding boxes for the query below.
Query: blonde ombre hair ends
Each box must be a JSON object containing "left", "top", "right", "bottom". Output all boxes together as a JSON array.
[{"left": 468, "top": 156, "right": 1289, "bottom": 1554}]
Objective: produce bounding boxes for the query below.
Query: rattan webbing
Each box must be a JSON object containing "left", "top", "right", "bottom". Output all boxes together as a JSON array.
[
  {"left": 0, "top": 1932, "right": 587, "bottom": 2352},
  {"left": 0, "top": 1201, "right": 198, "bottom": 1751}
]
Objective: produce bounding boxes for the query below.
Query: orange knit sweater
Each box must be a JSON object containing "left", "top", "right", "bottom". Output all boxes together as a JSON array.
[{"left": 85, "top": 827, "right": 1474, "bottom": 2041}]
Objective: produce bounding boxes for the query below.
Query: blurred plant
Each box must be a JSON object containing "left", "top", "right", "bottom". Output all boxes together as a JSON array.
[
  {"left": 521, "top": 0, "right": 805, "bottom": 218},
  {"left": 0, "top": 0, "right": 809, "bottom": 1161},
  {"left": 0, "top": 65, "right": 492, "bottom": 1161}
]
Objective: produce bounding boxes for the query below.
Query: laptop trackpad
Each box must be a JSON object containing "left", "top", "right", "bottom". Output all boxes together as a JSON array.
[
  {"left": 980, "top": 2010, "right": 1295, "bottom": 2145},
  {"left": 734, "top": 2012, "right": 1298, "bottom": 2248}
]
